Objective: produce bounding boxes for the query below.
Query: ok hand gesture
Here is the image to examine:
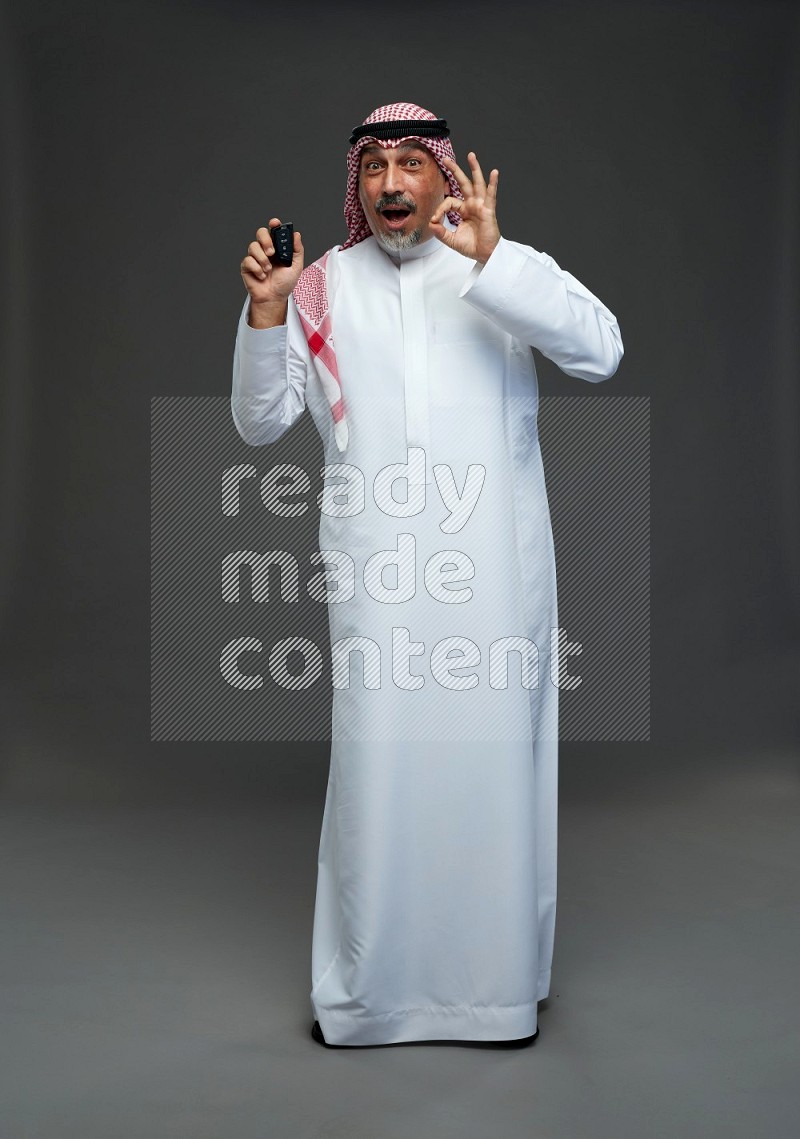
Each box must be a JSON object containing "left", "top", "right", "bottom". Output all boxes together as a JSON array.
[{"left": 429, "top": 152, "right": 500, "bottom": 265}]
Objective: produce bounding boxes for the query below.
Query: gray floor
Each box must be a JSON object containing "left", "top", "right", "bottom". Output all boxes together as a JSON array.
[{"left": 1, "top": 739, "right": 798, "bottom": 1139}]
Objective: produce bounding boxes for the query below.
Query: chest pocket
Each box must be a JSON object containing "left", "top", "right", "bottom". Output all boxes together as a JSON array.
[{"left": 429, "top": 317, "right": 507, "bottom": 406}]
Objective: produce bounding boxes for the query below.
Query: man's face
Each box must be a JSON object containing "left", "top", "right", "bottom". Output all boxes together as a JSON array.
[{"left": 358, "top": 141, "right": 449, "bottom": 252}]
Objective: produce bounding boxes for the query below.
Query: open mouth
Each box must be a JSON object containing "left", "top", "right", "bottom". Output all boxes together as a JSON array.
[{"left": 379, "top": 207, "right": 413, "bottom": 230}]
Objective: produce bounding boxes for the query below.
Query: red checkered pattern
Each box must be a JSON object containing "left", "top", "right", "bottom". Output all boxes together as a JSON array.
[
  {"left": 292, "top": 260, "right": 328, "bottom": 326},
  {"left": 292, "top": 103, "right": 462, "bottom": 453},
  {"left": 291, "top": 251, "right": 346, "bottom": 442}
]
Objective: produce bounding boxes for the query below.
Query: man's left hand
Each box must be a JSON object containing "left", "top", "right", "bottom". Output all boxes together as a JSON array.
[{"left": 429, "top": 152, "right": 500, "bottom": 265}]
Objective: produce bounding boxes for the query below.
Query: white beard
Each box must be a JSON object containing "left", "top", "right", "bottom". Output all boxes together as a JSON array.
[{"left": 375, "top": 226, "right": 423, "bottom": 253}]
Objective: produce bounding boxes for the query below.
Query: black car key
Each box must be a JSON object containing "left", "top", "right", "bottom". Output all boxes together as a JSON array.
[{"left": 269, "top": 222, "right": 294, "bottom": 267}]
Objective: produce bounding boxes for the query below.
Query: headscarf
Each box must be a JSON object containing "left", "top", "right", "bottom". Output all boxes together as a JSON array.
[
  {"left": 341, "top": 101, "right": 464, "bottom": 248},
  {"left": 292, "top": 103, "right": 461, "bottom": 452}
]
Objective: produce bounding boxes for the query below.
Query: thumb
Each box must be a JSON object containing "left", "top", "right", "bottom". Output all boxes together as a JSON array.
[{"left": 428, "top": 219, "right": 454, "bottom": 245}]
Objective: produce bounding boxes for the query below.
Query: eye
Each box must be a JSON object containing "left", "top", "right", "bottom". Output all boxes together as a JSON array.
[{"left": 406, "top": 159, "right": 421, "bottom": 167}]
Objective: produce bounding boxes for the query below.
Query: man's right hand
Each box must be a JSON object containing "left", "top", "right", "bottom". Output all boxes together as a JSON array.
[{"left": 240, "top": 217, "right": 304, "bottom": 328}]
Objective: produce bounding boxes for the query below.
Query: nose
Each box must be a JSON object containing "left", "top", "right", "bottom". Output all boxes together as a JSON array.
[{"left": 380, "top": 160, "right": 404, "bottom": 197}]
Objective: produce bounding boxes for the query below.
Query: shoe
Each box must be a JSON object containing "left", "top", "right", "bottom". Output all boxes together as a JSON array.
[
  {"left": 310, "top": 1019, "right": 539, "bottom": 1048},
  {"left": 310, "top": 1021, "right": 356, "bottom": 1049},
  {"left": 490, "top": 1027, "right": 539, "bottom": 1048}
]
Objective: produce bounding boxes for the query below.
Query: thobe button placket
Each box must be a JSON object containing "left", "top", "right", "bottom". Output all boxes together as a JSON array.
[{"left": 399, "top": 258, "right": 433, "bottom": 485}]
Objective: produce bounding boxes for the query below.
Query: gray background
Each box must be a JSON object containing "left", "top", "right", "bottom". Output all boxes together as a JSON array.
[{"left": 1, "top": 1, "right": 798, "bottom": 1136}]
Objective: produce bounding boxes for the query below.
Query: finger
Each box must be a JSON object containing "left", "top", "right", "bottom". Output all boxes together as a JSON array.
[
  {"left": 466, "top": 151, "right": 487, "bottom": 196},
  {"left": 257, "top": 220, "right": 284, "bottom": 247},
  {"left": 440, "top": 155, "right": 472, "bottom": 197},
  {"left": 254, "top": 228, "right": 276, "bottom": 259},
  {"left": 431, "top": 196, "right": 467, "bottom": 223},
  {"left": 292, "top": 230, "right": 304, "bottom": 261},
  {"left": 485, "top": 169, "right": 499, "bottom": 205},
  {"left": 256, "top": 223, "right": 282, "bottom": 242},
  {"left": 241, "top": 254, "right": 269, "bottom": 281},
  {"left": 428, "top": 217, "right": 455, "bottom": 245},
  {"left": 248, "top": 239, "right": 271, "bottom": 270}
]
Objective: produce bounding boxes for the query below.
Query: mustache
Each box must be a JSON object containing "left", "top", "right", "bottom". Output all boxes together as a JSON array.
[{"left": 375, "top": 194, "right": 417, "bottom": 213}]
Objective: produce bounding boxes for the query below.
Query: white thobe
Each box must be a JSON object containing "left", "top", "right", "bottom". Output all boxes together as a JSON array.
[{"left": 231, "top": 231, "right": 623, "bottom": 1044}]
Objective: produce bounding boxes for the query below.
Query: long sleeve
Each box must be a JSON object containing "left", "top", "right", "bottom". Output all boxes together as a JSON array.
[
  {"left": 458, "top": 237, "right": 624, "bottom": 382},
  {"left": 230, "top": 295, "right": 309, "bottom": 445}
]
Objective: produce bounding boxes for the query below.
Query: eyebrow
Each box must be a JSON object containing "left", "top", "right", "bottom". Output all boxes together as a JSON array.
[{"left": 360, "top": 142, "right": 427, "bottom": 159}]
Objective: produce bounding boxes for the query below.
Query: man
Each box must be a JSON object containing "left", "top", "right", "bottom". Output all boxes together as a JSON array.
[{"left": 232, "top": 102, "right": 623, "bottom": 1048}]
